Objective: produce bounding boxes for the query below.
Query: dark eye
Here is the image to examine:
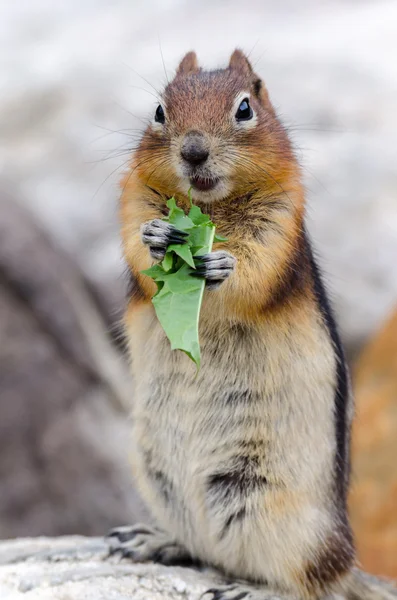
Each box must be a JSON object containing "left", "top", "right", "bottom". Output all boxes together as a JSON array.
[
  {"left": 235, "top": 98, "right": 253, "bottom": 121},
  {"left": 155, "top": 104, "right": 165, "bottom": 124}
]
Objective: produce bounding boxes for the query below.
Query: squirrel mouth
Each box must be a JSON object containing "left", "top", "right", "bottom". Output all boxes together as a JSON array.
[{"left": 190, "top": 175, "right": 219, "bottom": 192}]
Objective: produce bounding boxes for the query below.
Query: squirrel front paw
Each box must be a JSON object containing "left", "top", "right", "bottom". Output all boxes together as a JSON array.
[
  {"left": 191, "top": 250, "right": 236, "bottom": 290},
  {"left": 141, "top": 219, "right": 188, "bottom": 260}
]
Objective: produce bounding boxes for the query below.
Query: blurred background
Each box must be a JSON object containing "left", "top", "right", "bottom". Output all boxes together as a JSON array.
[{"left": 0, "top": 0, "right": 396, "bottom": 579}]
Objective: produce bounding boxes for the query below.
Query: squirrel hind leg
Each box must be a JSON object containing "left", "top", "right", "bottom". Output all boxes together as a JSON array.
[{"left": 106, "top": 523, "right": 194, "bottom": 566}]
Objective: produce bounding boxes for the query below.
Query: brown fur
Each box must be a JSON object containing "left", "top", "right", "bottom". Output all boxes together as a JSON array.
[
  {"left": 302, "top": 527, "right": 355, "bottom": 597},
  {"left": 122, "top": 58, "right": 304, "bottom": 318},
  {"left": 117, "top": 50, "right": 396, "bottom": 600}
]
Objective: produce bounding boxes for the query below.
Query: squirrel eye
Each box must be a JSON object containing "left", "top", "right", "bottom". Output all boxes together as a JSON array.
[
  {"left": 235, "top": 98, "right": 253, "bottom": 121},
  {"left": 155, "top": 104, "right": 165, "bottom": 124}
]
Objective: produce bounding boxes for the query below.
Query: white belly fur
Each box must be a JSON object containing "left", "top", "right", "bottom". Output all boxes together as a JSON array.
[{"left": 126, "top": 302, "right": 338, "bottom": 586}]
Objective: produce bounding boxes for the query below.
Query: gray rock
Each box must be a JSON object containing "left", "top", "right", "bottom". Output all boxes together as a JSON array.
[
  {"left": 0, "top": 536, "right": 345, "bottom": 600},
  {"left": 0, "top": 536, "right": 219, "bottom": 600}
]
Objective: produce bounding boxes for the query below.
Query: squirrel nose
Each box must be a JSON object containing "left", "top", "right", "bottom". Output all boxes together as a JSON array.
[{"left": 181, "top": 132, "right": 209, "bottom": 166}]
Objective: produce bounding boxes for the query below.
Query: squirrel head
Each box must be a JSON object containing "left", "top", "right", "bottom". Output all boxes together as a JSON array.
[{"left": 135, "top": 49, "right": 295, "bottom": 204}]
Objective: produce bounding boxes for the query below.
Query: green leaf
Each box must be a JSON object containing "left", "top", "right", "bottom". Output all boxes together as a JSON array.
[
  {"left": 152, "top": 285, "right": 202, "bottom": 364},
  {"left": 168, "top": 243, "right": 195, "bottom": 268},
  {"left": 188, "top": 203, "right": 212, "bottom": 225},
  {"left": 141, "top": 197, "right": 217, "bottom": 367},
  {"left": 167, "top": 197, "right": 195, "bottom": 231},
  {"left": 214, "top": 233, "right": 228, "bottom": 243},
  {"left": 141, "top": 264, "right": 165, "bottom": 279},
  {"left": 161, "top": 252, "right": 174, "bottom": 272},
  {"left": 188, "top": 223, "right": 214, "bottom": 253}
]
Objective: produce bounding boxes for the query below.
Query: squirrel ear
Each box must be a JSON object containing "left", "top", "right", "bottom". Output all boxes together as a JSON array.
[
  {"left": 252, "top": 76, "right": 274, "bottom": 114},
  {"left": 176, "top": 51, "right": 200, "bottom": 76},
  {"left": 229, "top": 49, "right": 253, "bottom": 75}
]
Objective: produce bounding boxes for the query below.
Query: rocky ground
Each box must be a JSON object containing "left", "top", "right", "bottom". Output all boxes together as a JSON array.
[
  {"left": 0, "top": 536, "right": 215, "bottom": 600},
  {"left": 0, "top": 535, "right": 365, "bottom": 600}
]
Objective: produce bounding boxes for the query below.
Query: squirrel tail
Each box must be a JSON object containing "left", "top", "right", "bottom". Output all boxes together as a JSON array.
[{"left": 340, "top": 568, "right": 397, "bottom": 600}]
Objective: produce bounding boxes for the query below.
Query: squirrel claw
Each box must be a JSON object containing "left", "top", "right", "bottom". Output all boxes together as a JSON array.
[
  {"left": 106, "top": 523, "right": 193, "bottom": 566},
  {"left": 141, "top": 219, "right": 188, "bottom": 260},
  {"left": 202, "top": 585, "right": 285, "bottom": 600},
  {"left": 190, "top": 250, "right": 236, "bottom": 289}
]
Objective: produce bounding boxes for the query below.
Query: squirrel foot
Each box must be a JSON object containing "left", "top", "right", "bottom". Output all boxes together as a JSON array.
[
  {"left": 191, "top": 250, "right": 236, "bottom": 290},
  {"left": 106, "top": 523, "right": 194, "bottom": 566},
  {"left": 141, "top": 219, "right": 188, "bottom": 260},
  {"left": 202, "top": 584, "right": 293, "bottom": 600}
]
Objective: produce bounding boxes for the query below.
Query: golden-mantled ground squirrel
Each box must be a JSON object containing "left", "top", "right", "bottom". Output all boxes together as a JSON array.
[{"left": 107, "top": 50, "right": 397, "bottom": 600}]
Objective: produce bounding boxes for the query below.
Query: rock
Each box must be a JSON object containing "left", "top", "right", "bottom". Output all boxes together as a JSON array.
[
  {"left": 349, "top": 307, "right": 397, "bottom": 579},
  {"left": 0, "top": 536, "right": 222, "bottom": 600},
  {"left": 0, "top": 195, "right": 148, "bottom": 538},
  {"left": 0, "top": 535, "right": 363, "bottom": 600}
]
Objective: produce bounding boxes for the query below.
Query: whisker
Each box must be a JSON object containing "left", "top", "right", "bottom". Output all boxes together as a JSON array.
[
  {"left": 90, "top": 129, "right": 144, "bottom": 145},
  {"left": 246, "top": 38, "right": 261, "bottom": 60},
  {"left": 89, "top": 150, "right": 137, "bottom": 165},
  {"left": 91, "top": 138, "right": 167, "bottom": 165},
  {"left": 111, "top": 100, "right": 149, "bottom": 126},
  {"left": 158, "top": 33, "right": 169, "bottom": 86},
  {"left": 225, "top": 150, "right": 296, "bottom": 213},
  {"left": 286, "top": 125, "right": 348, "bottom": 134},
  {"left": 129, "top": 84, "right": 161, "bottom": 102},
  {"left": 144, "top": 156, "right": 173, "bottom": 188},
  {"left": 120, "top": 156, "right": 152, "bottom": 196},
  {"left": 122, "top": 62, "right": 162, "bottom": 100},
  {"left": 91, "top": 156, "right": 135, "bottom": 200},
  {"left": 250, "top": 48, "right": 269, "bottom": 70}
]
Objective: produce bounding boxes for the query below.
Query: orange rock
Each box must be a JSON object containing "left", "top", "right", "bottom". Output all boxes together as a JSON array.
[{"left": 349, "top": 307, "right": 397, "bottom": 579}]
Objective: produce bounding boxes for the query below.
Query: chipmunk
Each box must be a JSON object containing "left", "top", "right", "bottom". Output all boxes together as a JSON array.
[{"left": 107, "top": 50, "right": 397, "bottom": 600}]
